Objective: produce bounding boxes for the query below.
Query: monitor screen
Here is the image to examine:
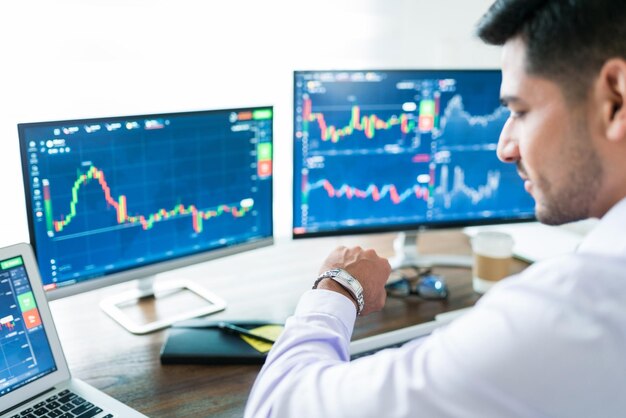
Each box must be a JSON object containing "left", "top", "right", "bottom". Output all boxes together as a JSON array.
[
  {"left": 293, "top": 70, "right": 534, "bottom": 237},
  {"left": 0, "top": 255, "right": 57, "bottom": 397},
  {"left": 19, "top": 107, "right": 273, "bottom": 298}
]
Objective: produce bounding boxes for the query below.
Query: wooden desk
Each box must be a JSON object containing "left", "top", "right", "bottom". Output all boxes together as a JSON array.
[{"left": 48, "top": 230, "right": 527, "bottom": 418}]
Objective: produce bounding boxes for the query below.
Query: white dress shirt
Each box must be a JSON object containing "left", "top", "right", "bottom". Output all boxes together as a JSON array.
[{"left": 244, "top": 198, "right": 626, "bottom": 418}]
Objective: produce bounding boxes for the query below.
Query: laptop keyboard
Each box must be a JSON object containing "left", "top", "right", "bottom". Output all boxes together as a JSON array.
[{"left": 11, "top": 389, "right": 113, "bottom": 418}]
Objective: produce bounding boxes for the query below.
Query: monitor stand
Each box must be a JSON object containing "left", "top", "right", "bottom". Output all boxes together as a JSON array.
[
  {"left": 99, "top": 277, "right": 226, "bottom": 334},
  {"left": 388, "top": 231, "right": 472, "bottom": 270}
]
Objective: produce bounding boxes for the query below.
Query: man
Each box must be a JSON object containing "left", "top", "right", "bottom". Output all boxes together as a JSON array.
[{"left": 245, "top": 0, "right": 626, "bottom": 416}]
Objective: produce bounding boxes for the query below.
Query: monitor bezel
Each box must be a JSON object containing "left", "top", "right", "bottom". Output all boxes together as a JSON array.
[
  {"left": 18, "top": 106, "right": 274, "bottom": 300},
  {"left": 291, "top": 69, "right": 535, "bottom": 239}
]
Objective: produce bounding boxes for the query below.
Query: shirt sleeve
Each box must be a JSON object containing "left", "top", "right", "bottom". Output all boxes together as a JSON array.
[
  {"left": 243, "top": 257, "right": 620, "bottom": 418},
  {"left": 244, "top": 289, "right": 358, "bottom": 418}
]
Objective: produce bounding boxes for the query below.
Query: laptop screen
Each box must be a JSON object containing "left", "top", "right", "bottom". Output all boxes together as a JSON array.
[{"left": 0, "top": 255, "right": 57, "bottom": 397}]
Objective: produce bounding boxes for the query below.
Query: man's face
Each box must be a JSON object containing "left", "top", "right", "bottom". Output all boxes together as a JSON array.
[{"left": 498, "top": 37, "right": 603, "bottom": 225}]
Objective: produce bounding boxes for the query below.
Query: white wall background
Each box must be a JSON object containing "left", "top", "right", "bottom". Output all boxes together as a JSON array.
[{"left": 0, "top": 0, "right": 500, "bottom": 247}]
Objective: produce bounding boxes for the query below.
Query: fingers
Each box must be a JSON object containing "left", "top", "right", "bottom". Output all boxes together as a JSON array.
[
  {"left": 319, "top": 246, "right": 385, "bottom": 274},
  {"left": 318, "top": 246, "right": 391, "bottom": 315}
]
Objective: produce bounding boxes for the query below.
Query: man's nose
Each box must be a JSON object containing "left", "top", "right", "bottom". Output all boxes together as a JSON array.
[{"left": 496, "top": 117, "right": 520, "bottom": 163}]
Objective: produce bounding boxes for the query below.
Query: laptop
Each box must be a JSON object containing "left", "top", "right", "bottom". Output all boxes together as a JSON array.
[{"left": 0, "top": 243, "right": 147, "bottom": 418}]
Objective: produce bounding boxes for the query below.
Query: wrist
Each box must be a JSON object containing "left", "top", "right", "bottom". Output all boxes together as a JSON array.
[
  {"left": 313, "top": 268, "right": 365, "bottom": 315},
  {"left": 315, "top": 278, "right": 359, "bottom": 311}
]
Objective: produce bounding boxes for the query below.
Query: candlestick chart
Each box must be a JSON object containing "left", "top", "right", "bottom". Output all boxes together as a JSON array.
[
  {"left": 45, "top": 165, "right": 253, "bottom": 236},
  {"left": 293, "top": 70, "right": 534, "bottom": 235},
  {"left": 21, "top": 109, "right": 273, "bottom": 287},
  {"left": 0, "top": 260, "right": 57, "bottom": 394}
]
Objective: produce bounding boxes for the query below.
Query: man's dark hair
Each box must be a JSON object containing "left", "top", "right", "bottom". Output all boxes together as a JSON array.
[{"left": 476, "top": 0, "right": 626, "bottom": 99}]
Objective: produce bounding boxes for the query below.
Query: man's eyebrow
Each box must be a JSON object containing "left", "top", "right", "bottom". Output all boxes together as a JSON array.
[{"left": 500, "top": 95, "right": 524, "bottom": 106}]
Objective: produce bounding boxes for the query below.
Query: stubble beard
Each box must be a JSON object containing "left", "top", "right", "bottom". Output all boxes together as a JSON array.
[{"left": 533, "top": 119, "right": 603, "bottom": 225}]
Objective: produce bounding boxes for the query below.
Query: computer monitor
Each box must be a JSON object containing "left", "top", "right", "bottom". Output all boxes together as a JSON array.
[
  {"left": 293, "top": 70, "right": 534, "bottom": 268},
  {"left": 18, "top": 106, "right": 274, "bottom": 333}
]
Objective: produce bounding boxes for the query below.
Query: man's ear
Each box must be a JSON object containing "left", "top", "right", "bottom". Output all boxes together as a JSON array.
[{"left": 598, "top": 59, "right": 626, "bottom": 142}]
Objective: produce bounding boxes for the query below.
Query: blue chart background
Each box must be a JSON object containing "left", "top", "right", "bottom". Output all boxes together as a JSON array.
[
  {"left": 293, "top": 70, "right": 535, "bottom": 235},
  {"left": 21, "top": 110, "right": 273, "bottom": 287}
]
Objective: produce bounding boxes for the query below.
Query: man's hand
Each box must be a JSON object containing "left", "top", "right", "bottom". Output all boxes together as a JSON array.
[{"left": 317, "top": 246, "right": 391, "bottom": 316}]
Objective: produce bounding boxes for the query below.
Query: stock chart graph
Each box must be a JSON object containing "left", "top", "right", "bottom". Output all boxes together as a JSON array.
[
  {"left": 21, "top": 108, "right": 273, "bottom": 288},
  {"left": 45, "top": 165, "right": 254, "bottom": 235},
  {"left": 293, "top": 70, "right": 534, "bottom": 236},
  {"left": 0, "top": 259, "right": 56, "bottom": 394},
  {"left": 300, "top": 152, "right": 432, "bottom": 229},
  {"left": 302, "top": 97, "right": 417, "bottom": 145}
]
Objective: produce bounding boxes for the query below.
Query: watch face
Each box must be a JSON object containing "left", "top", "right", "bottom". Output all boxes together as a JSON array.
[{"left": 339, "top": 270, "right": 363, "bottom": 292}]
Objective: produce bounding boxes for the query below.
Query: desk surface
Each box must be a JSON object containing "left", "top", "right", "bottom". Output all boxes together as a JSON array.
[{"left": 49, "top": 230, "right": 527, "bottom": 418}]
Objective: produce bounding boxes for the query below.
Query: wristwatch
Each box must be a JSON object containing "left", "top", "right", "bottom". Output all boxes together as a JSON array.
[{"left": 313, "top": 268, "right": 365, "bottom": 315}]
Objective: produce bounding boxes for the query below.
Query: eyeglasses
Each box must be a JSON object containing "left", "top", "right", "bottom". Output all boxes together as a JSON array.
[{"left": 385, "top": 267, "right": 449, "bottom": 300}]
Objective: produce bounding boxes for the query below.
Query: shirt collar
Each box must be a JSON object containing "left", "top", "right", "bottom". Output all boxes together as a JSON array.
[{"left": 577, "top": 197, "right": 626, "bottom": 256}]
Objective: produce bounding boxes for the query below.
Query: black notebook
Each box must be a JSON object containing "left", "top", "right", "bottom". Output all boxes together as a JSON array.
[{"left": 160, "top": 320, "right": 281, "bottom": 365}]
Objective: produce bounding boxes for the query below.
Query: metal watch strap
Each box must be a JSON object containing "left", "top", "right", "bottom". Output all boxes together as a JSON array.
[{"left": 313, "top": 268, "right": 365, "bottom": 315}]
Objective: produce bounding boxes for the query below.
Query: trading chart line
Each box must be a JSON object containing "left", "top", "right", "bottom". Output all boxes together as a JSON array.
[{"left": 46, "top": 165, "right": 254, "bottom": 235}]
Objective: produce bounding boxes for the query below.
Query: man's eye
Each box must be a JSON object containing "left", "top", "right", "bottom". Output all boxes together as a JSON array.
[{"left": 509, "top": 110, "right": 527, "bottom": 119}]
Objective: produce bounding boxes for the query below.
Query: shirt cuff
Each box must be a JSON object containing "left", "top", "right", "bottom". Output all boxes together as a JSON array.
[{"left": 295, "top": 289, "right": 357, "bottom": 335}]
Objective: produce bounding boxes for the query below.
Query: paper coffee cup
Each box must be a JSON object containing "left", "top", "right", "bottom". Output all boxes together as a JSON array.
[{"left": 471, "top": 231, "right": 514, "bottom": 294}]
